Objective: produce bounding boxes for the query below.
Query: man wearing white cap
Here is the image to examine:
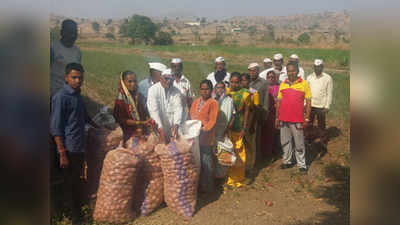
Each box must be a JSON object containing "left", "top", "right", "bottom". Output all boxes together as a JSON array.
[
  {"left": 306, "top": 59, "right": 333, "bottom": 155},
  {"left": 248, "top": 63, "right": 269, "bottom": 168},
  {"left": 171, "top": 58, "right": 194, "bottom": 120},
  {"left": 272, "top": 53, "right": 287, "bottom": 83},
  {"left": 147, "top": 68, "right": 184, "bottom": 144},
  {"left": 259, "top": 58, "right": 274, "bottom": 80},
  {"left": 206, "top": 56, "right": 231, "bottom": 87},
  {"left": 281, "top": 54, "right": 305, "bottom": 82},
  {"left": 138, "top": 62, "right": 167, "bottom": 105}
]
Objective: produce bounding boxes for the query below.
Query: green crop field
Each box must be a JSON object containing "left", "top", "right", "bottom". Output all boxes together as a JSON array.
[
  {"left": 80, "top": 49, "right": 349, "bottom": 123},
  {"left": 78, "top": 41, "right": 350, "bottom": 68}
]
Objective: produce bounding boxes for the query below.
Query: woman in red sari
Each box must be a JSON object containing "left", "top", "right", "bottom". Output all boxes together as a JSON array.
[
  {"left": 113, "top": 71, "right": 153, "bottom": 144},
  {"left": 261, "top": 70, "right": 280, "bottom": 157}
]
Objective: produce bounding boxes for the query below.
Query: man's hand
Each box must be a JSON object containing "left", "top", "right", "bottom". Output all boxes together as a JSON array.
[
  {"left": 239, "top": 129, "right": 246, "bottom": 139},
  {"left": 158, "top": 128, "right": 166, "bottom": 144},
  {"left": 275, "top": 119, "right": 280, "bottom": 129},
  {"left": 171, "top": 125, "right": 179, "bottom": 139},
  {"left": 249, "top": 124, "right": 256, "bottom": 134},
  {"left": 59, "top": 151, "right": 69, "bottom": 168}
]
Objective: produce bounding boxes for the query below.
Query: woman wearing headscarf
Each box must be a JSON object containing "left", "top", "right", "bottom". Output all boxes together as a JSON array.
[{"left": 113, "top": 71, "right": 154, "bottom": 145}]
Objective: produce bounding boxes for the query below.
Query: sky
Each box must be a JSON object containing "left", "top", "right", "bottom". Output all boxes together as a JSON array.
[{"left": 47, "top": 0, "right": 350, "bottom": 20}]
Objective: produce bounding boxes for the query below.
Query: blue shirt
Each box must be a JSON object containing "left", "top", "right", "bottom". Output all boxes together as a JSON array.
[{"left": 50, "top": 84, "right": 89, "bottom": 153}]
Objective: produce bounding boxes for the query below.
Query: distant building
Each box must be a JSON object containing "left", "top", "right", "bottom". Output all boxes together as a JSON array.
[
  {"left": 185, "top": 22, "right": 201, "bottom": 26},
  {"left": 231, "top": 27, "right": 241, "bottom": 32}
]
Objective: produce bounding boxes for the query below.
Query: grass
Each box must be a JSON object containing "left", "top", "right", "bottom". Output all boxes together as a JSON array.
[{"left": 78, "top": 41, "right": 350, "bottom": 68}]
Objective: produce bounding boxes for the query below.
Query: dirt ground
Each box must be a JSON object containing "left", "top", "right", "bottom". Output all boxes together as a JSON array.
[{"left": 52, "top": 118, "right": 349, "bottom": 225}]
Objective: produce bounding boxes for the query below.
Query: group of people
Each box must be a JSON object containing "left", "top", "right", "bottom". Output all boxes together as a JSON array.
[{"left": 50, "top": 19, "right": 333, "bottom": 224}]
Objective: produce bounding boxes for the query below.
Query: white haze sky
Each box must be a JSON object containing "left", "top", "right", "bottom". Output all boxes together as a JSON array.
[{"left": 46, "top": 0, "right": 350, "bottom": 19}]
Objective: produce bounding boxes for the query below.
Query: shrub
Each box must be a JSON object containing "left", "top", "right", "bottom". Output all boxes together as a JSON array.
[
  {"left": 92, "top": 22, "right": 101, "bottom": 32},
  {"left": 105, "top": 33, "right": 115, "bottom": 40},
  {"left": 208, "top": 37, "right": 224, "bottom": 45},
  {"left": 153, "top": 31, "right": 174, "bottom": 45},
  {"left": 297, "top": 32, "right": 311, "bottom": 44}
]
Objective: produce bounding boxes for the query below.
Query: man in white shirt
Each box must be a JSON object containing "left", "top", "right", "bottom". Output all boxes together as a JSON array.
[
  {"left": 147, "top": 68, "right": 184, "bottom": 144},
  {"left": 50, "top": 19, "right": 82, "bottom": 96},
  {"left": 259, "top": 58, "right": 274, "bottom": 80},
  {"left": 171, "top": 58, "right": 194, "bottom": 120},
  {"left": 306, "top": 59, "right": 333, "bottom": 153},
  {"left": 138, "top": 62, "right": 167, "bottom": 105},
  {"left": 281, "top": 54, "right": 305, "bottom": 82},
  {"left": 272, "top": 53, "right": 287, "bottom": 84},
  {"left": 206, "top": 56, "right": 231, "bottom": 87}
]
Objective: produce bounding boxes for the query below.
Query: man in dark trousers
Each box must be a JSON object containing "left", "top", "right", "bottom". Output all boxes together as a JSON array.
[{"left": 50, "top": 63, "right": 100, "bottom": 224}]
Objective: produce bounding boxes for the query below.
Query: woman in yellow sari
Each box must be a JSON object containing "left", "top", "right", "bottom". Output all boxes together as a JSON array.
[
  {"left": 226, "top": 72, "right": 250, "bottom": 188},
  {"left": 240, "top": 73, "right": 259, "bottom": 175}
]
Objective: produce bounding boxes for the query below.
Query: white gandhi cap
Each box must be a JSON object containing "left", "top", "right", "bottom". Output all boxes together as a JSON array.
[
  {"left": 215, "top": 56, "right": 225, "bottom": 63},
  {"left": 248, "top": 62, "right": 260, "bottom": 69},
  {"left": 149, "top": 62, "right": 167, "bottom": 72},
  {"left": 314, "top": 59, "right": 324, "bottom": 66},
  {"left": 161, "top": 68, "right": 172, "bottom": 76},
  {"left": 290, "top": 54, "right": 299, "bottom": 59},
  {"left": 171, "top": 58, "right": 182, "bottom": 64},
  {"left": 263, "top": 58, "right": 272, "bottom": 63},
  {"left": 273, "top": 53, "right": 283, "bottom": 60}
]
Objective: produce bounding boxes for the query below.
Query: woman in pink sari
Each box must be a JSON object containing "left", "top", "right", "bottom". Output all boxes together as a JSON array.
[{"left": 261, "top": 70, "right": 279, "bottom": 157}]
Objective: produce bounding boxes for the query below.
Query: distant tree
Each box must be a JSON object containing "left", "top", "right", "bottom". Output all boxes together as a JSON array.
[
  {"left": 153, "top": 31, "right": 174, "bottom": 45},
  {"left": 105, "top": 32, "right": 115, "bottom": 40},
  {"left": 267, "top": 24, "right": 275, "bottom": 40},
  {"left": 162, "top": 17, "right": 169, "bottom": 27},
  {"left": 107, "top": 26, "right": 115, "bottom": 33},
  {"left": 309, "top": 22, "right": 319, "bottom": 30},
  {"left": 92, "top": 22, "right": 100, "bottom": 32},
  {"left": 106, "top": 19, "right": 113, "bottom": 25},
  {"left": 200, "top": 17, "right": 207, "bottom": 24},
  {"left": 208, "top": 37, "right": 224, "bottom": 45},
  {"left": 196, "top": 17, "right": 200, "bottom": 22},
  {"left": 248, "top": 25, "right": 257, "bottom": 36},
  {"left": 342, "top": 36, "right": 350, "bottom": 44},
  {"left": 192, "top": 30, "right": 201, "bottom": 41},
  {"left": 50, "top": 26, "right": 61, "bottom": 41},
  {"left": 214, "top": 19, "right": 218, "bottom": 23},
  {"left": 297, "top": 32, "right": 311, "bottom": 44},
  {"left": 119, "top": 14, "right": 158, "bottom": 45},
  {"left": 334, "top": 30, "right": 344, "bottom": 44}
]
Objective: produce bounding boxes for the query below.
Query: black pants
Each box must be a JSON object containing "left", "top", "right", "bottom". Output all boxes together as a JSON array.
[
  {"left": 62, "top": 152, "right": 85, "bottom": 220},
  {"left": 310, "top": 107, "right": 327, "bottom": 144}
]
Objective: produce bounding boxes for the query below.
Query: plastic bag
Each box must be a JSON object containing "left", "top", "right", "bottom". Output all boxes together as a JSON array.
[
  {"left": 179, "top": 120, "right": 202, "bottom": 172},
  {"left": 216, "top": 136, "right": 236, "bottom": 166}
]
